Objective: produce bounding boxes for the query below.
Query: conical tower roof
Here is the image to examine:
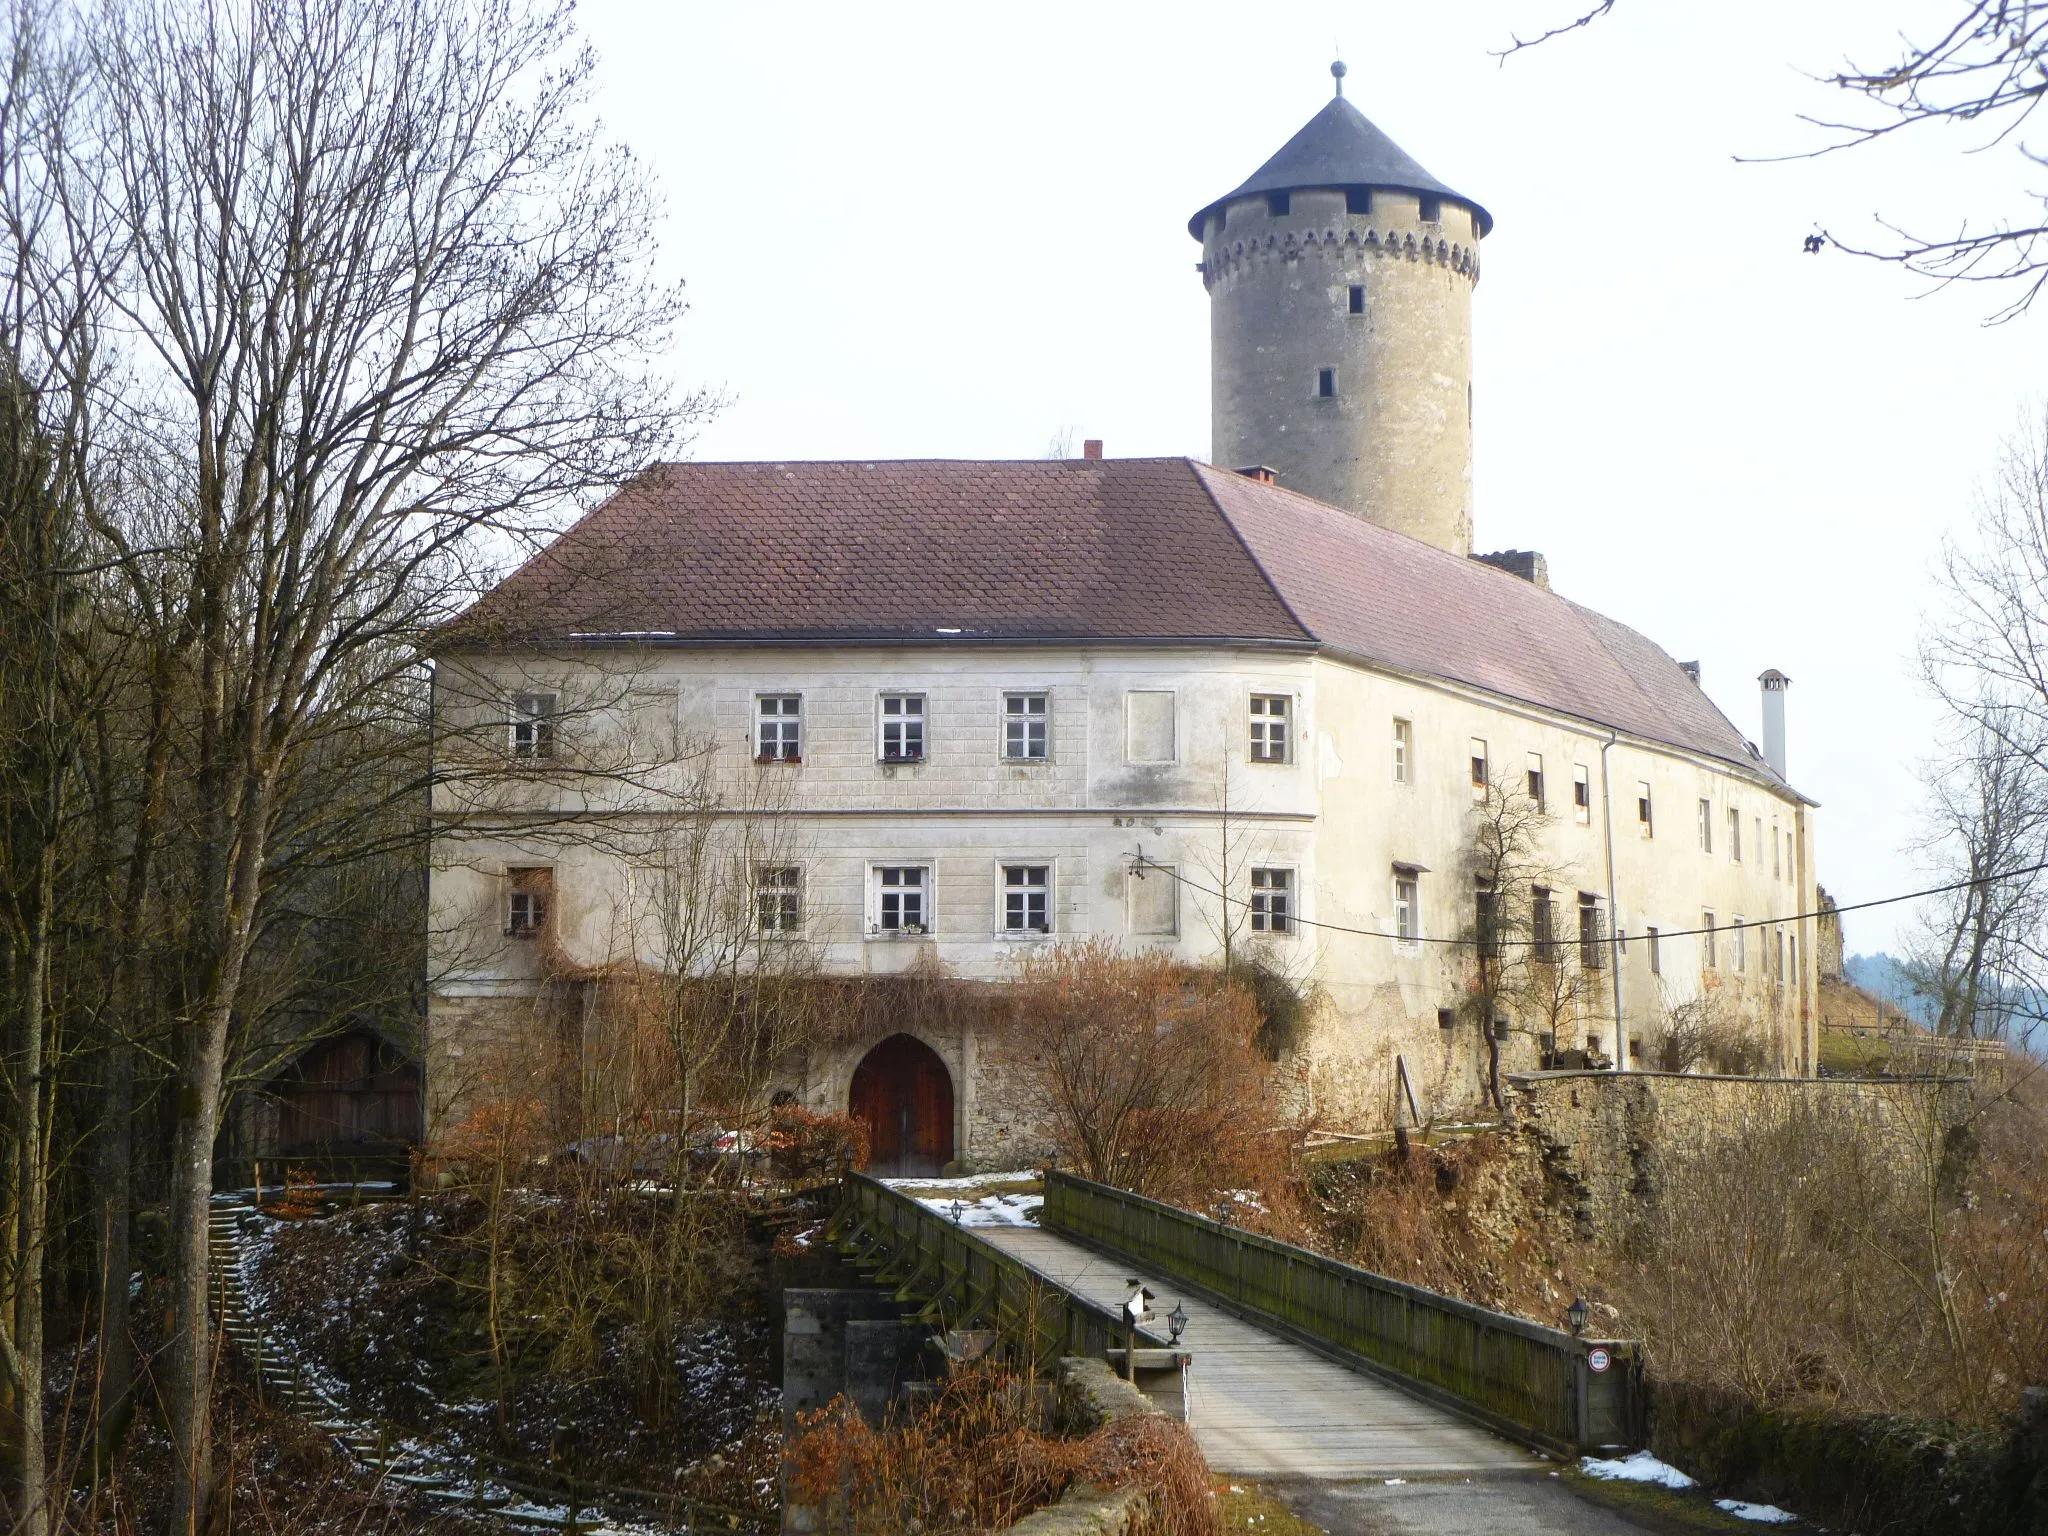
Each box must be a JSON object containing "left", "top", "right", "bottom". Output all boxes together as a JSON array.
[{"left": 1189, "top": 88, "right": 1491, "bottom": 239}]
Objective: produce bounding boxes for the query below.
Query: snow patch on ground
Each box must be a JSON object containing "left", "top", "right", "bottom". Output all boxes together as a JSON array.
[
  {"left": 1579, "top": 1450, "right": 1698, "bottom": 1490},
  {"left": 1715, "top": 1499, "right": 1798, "bottom": 1524},
  {"left": 884, "top": 1169, "right": 1040, "bottom": 1191},
  {"left": 915, "top": 1192, "right": 1043, "bottom": 1227}
]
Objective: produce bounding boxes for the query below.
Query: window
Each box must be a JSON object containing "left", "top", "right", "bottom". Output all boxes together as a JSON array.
[
  {"left": 1628, "top": 1035, "right": 1643, "bottom": 1063},
  {"left": 1526, "top": 752, "right": 1546, "bottom": 810},
  {"left": 1003, "top": 692, "right": 1048, "bottom": 761},
  {"left": 1698, "top": 798, "right": 1713, "bottom": 853},
  {"left": 1470, "top": 738, "right": 1489, "bottom": 796},
  {"left": 1729, "top": 807, "right": 1742, "bottom": 862},
  {"left": 1437, "top": 1007, "right": 1456, "bottom": 1030},
  {"left": 1647, "top": 925, "right": 1662, "bottom": 976},
  {"left": 1532, "top": 885, "right": 1557, "bottom": 963},
  {"left": 1347, "top": 283, "right": 1365, "bottom": 314},
  {"left": 1732, "top": 916, "right": 1748, "bottom": 971},
  {"left": 1637, "top": 781, "right": 1654, "bottom": 837},
  {"left": 1393, "top": 868, "right": 1420, "bottom": 942},
  {"left": 1587, "top": 1034, "right": 1603, "bottom": 1059},
  {"left": 1772, "top": 825, "right": 1782, "bottom": 880},
  {"left": 1128, "top": 864, "right": 1178, "bottom": 937},
  {"left": 1393, "top": 718, "right": 1412, "bottom": 784},
  {"left": 874, "top": 866, "right": 928, "bottom": 934},
  {"left": 1578, "top": 894, "right": 1606, "bottom": 970},
  {"left": 1789, "top": 933, "right": 1797, "bottom": 982},
  {"left": 1251, "top": 868, "right": 1293, "bottom": 935},
  {"left": 1250, "top": 694, "right": 1291, "bottom": 763},
  {"left": 1475, "top": 880, "right": 1501, "bottom": 961},
  {"left": 757, "top": 866, "right": 803, "bottom": 933},
  {"left": 1419, "top": 195, "right": 1442, "bottom": 222},
  {"left": 1573, "top": 765, "right": 1592, "bottom": 824},
  {"left": 1755, "top": 817, "right": 1764, "bottom": 869},
  {"left": 506, "top": 867, "right": 552, "bottom": 937},
  {"left": 1702, "top": 911, "right": 1717, "bottom": 969},
  {"left": 879, "top": 693, "right": 926, "bottom": 762},
  {"left": 511, "top": 692, "right": 557, "bottom": 759},
  {"left": 757, "top": 694, "right": 801, "bottom": 762},
  {"left": 1317, "top": 367, "right": 1337, "bottom": 398},
  {"left": 1125, "top": 690, "right": 1176, "bottom": 763},
  {"left": 1345, "top": 188, "right": 1372, "bottom": 215},
  {"left": 1266, "top": 191, "right": 1290, "bottom": 217},
  {"left": 1002, "top": 864, "right": 1051, "bottom": 934},
  {"left": 1775, "top": 927, "right": 1785, "bottom": 983}
]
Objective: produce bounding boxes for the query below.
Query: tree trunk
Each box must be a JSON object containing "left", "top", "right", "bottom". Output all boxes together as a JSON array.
[{"left": 11, "top": 842, "right": 54, "bottom": 1536}]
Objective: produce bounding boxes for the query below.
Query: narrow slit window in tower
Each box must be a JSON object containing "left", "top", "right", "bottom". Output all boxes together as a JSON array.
[
  {"left": 1317, "top": 368, "right": 1337, "bottom": 398},
  {"left": 1348, "top": 284, "right": 1365, "bottom": 314}
]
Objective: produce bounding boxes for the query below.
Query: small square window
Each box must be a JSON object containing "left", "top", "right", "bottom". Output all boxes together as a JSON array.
[
  {"left": 757, "top": 694, "right": 802, "bottom": 762},
  {"left": 511, "top": 693, "right": 557, "bottom": 759},
  {"left": 1250, "top": 868, "right": 1293, "bottom": 935},
  {"left": 874, "top": 866, "right": 928, "bottom": 934},
  {"left": 1317, "top": 367, "right": 1337, "bottom": 398},
  {"left": 1003, "top": 692, "right": 1049, "bottom": 761},
  {"left": 1266, "top": 191, "right": 1290, "bottom": 217},
  {"left": 1003, "top": 864, "right": 1051, "bottom": 934},
  {"left": 1345, "top": 188, "right": 1372, "bottom": 216},
  {"left": 757, "top": 866, "right": 803, "bottom": 933},
  {"left": 1347, "top": 283, "right": 1365, "bottom": 314},
  {"left": 1250, "top": 694, "right": 1291, "bottom": 763},
  {"left": 1393, "top": 868, "right": 1420, "bottom": 942},
  {"left": 1419, "top": 195, "right": 1442, "bottom": 222},
  {"left": 879, "top": 693, "right": 926, "bottom": 763},
  {"left": 1393, "top": 718, "right": 1412, "bottom": 784},
  {"left": 1573, "top": 765, "right": 1591, "bottom": 825}
]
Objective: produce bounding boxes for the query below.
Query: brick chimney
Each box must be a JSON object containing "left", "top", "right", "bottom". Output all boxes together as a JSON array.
[
  {"left": 1472, "top": 549, "right": 1550, "bottom": 590},
  {"left": 1235, "top": 464, "right": 1278, "bottom": 484},
  {"left": 1083, "top": 439, "right": 1103, "bottom": 461}
]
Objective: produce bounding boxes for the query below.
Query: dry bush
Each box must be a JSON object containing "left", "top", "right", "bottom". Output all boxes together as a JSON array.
[
  {"left": 1623, "top": 1082, "right": 2048, "bottom": 1424},
  {"left": 766, "top": 1103, "right": 870, "bottom": 1185},
  {"left": 1016, "top": 943, "right": 1302, "bottom": 1219},
  {"left": 784, "top": 1367, "right": 1216, "bottom": 1536}
]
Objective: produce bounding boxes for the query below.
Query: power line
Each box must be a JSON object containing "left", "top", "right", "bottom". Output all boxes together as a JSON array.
[{"left": 1125, "top": 851, "right": 2048, "bottom": 952}]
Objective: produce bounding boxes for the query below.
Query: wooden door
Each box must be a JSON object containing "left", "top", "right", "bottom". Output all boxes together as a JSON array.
[{"left": 849, "top": 1033, "right": 955, "bottom": 1176}]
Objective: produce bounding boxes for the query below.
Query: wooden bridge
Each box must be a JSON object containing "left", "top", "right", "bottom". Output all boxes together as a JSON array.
[{"left": 830, "top": 1171, "right": 1645, "bottom": 1479}]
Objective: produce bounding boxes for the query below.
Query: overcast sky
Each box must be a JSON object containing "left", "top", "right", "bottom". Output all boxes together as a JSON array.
[{"left": 578, "top": 1, "right": 2046, "bottom": 956}]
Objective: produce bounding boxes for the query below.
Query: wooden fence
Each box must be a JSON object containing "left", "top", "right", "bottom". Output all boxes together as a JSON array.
[
  {"left": 834, "top": 1174, "right": 1168, "bottom": 1372},
  {"left": 1041, "top": 1171, "right": 1644, "bottom": 1454}
]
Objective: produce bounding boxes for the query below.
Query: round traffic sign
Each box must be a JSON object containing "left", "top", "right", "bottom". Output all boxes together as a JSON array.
[{"left": 1588, "top": 1347, "right": 1611, "bottom": 1373}]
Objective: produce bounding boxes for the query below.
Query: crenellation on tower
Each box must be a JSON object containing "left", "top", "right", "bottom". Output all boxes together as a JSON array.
[{"left": 1192, "top": 64, "right": 1488, "bottom": 557}]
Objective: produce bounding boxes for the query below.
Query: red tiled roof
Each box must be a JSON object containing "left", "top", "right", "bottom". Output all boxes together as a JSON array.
[{"left": 443, "top": 457, "right": 1785, "bottom": 788}]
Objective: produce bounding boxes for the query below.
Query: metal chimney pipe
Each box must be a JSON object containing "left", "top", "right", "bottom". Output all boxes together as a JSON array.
[{"left": 1759, "top": 670, "right": 1790, "bottom": 778}]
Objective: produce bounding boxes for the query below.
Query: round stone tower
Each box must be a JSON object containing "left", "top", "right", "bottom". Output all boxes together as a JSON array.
[{"left": 1192, "top": 62, "right": 1490, "bottom": 557}]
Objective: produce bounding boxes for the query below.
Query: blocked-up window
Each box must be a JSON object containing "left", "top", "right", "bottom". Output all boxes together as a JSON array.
[
  {"left": 1003, "top": 692, "right": 1049, "bottom": 761},
  {"left": 1128, "top": 864, "right": 1178, "bottom": 937},
  {"left": 879, "top": 693, "right": 926, "bottom": 762},
  {"left": 624, "top": 689, "right": 678, "bottom": 761},
  {"left": 756, "top": 866, "right": 802, "bottom": 934},
  {"left": 1250, "top": 868, "right": 1293, "bottom": 934},
  {"left": 874, "top": 866, "right": 928, "bottom": 934},
  {"left": 506, "top": 867, "right": 553, "bottom": 937},
  {"left": 1002, "top": 865, "right": 1051, "bottom": 934},
  {"left": 1773, "top": 825, "right": 1782, "bottom": 879},
  {"left": 757, "top": 694, "right": 801, "bottom": 762},
  {"left": 511, "top": 692, "right": 557, "bottom": 759},
  {"left": 1249, "top": 694, "right": 1290, "bottom": 763},
  {"left": 1125, "top": 690, "right": 1177, "bottom": 763}
]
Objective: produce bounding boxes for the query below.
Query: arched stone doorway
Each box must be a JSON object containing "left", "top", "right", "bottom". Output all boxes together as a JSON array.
[{"left": 849, "top": 1033, "right": 955, "bottom": 1177}]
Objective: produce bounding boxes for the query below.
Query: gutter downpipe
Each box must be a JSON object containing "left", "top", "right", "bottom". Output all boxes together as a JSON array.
[{"left": 1599, "top": 730, "right": 1625, "bottom": 1072}]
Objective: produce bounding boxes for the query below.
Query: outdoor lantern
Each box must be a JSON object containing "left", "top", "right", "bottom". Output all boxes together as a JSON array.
[
  {"left": 1568, "top": 1296, "right": 1590, "bottom": 1335},
  {"left": 950, "top": 1199, "right": 965, "bottom": 1225},
  {"left": 1167, "top": 1301, "right": 1187, "bottom": 1344}
]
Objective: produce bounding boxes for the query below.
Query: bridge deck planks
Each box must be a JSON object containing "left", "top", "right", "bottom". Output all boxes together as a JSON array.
[{"left": 978, "top": 1225, "right": 1540, "bottom": 1479}]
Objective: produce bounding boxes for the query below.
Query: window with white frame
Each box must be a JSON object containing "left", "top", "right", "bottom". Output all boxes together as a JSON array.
[
  {"left": 1393, "top": 867, "right": 1421, "bottom": 942},
  {"left": 878, "top": 693, "right": 926, "bottom": 762},
  {"left": 1250, "top": 694, "right": 1291, "bottom": 763},
  {"left": 506, "top": 867, "right": 552, "bottom": 936},
  {"left": 1002, "top": 864, "right": 1051, "bottom": 934},
  {"left": 1250, "top": 868, "right": 1294, "bottom": 934},
  {"left": 1128, "top": 863, "right": 1178, "bottom": 936},
  {"left": 1526, "top": 751, "right": 1546, "bottom": 809},
  {"left": 1732, "top": 915, "right": 1748, "bottom": 970},
  {"left": 1698, "top": 798, "right": 1713, "bottom": 853},
  {"left": 1470, "top": 737, "right": 1489, "bottom": 796},
  {"left": 1573, "top": 764, "right": 1592, "bottom": 824},
  {"left": 873, "top": 866, "right": 929, "bottom": 934},
  {"left": 1003, "top": 692, "right": 1049, "bottom": 761},
  {"left": 511, "top": 692, "right": 557, "bottom": 759},
  {"left": 1393, "top": 718, "right": 1412, "bottom": 783},
  {"left": 756, "top": 866, "right": 803, "bottom": 933},
  {"left": 1773, "top": 824, "right": 1782, "bottom": 879},
  {"left": 757, "top": 694, "right": 802, "bottom": 762},
  {"left": 1702, "top": 910, "right": 1717, "bottom": 969},
  {"left": 1728, "top": 807, "right": 1742, "bottom": 862}
]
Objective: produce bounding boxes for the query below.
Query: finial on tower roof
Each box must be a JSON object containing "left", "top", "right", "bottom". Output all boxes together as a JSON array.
[{"left": 1331, "top": 58, "right": 1347, "bottom": 97}]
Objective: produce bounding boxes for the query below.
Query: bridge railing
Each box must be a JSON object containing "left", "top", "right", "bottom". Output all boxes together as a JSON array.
[
  {"left": 1041, "top": 1170, "right": 1643, "bottom": 1454},
  {"left": 836, "top": 1173, "right": 1167, "bottom": 1372}
]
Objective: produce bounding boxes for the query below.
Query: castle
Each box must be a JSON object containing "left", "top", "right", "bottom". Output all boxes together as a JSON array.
[{"left": 424, "top": 67, "right": 1816, "bottom": 1173}]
